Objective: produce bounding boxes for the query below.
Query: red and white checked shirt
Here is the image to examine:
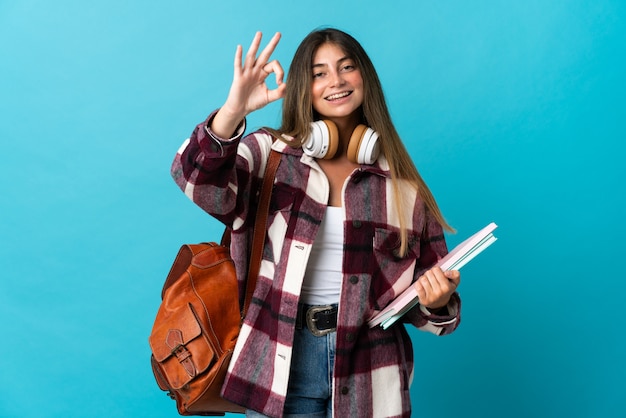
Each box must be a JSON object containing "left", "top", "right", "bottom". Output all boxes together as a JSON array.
[{"left": 171, "top": 112, "right": 461, "bottom": 418}]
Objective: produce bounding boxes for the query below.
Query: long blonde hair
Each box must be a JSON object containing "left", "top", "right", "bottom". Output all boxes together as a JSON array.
[{"left": 275, "top": 28, "right": 453, "bottom": 256}]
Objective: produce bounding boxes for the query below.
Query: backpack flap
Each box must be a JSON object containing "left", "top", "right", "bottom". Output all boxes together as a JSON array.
[{"left": 149, "top": 303, "right": 214, "bottom": 390}]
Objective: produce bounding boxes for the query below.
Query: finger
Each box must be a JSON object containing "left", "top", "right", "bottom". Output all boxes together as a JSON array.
[
  {"left": 432, "top": 266, "right": 456, "bottom": 288},
  {"left": 418, "top": 274, "right": 434, "bottom": 296},
  {"left": 413, "top": 281, "right": 427, "bottom": 302},
  {"left": 423, "top": 270, "right": 443, "bottom": 295},
  {"left": 266, "top": 82, "right": 287, "bottom": 103},
  {"left": 244, "top": 31, "right": 263, "bottom": 69},
  {"left": 444, "top": 270, "right": 461, "bottom": 287},
  {"left": 416, "top": 275, "right": 439, "bottom": 306},
  {"left": 263, "top": 60, "right": 285, "bottom": 82},
  {"left": 233, "top": 44, "right": 243, "bottom": 76},
  {"left": 256, "top": 32, "right": 282, "bottom": 66},
  {"left": 430, "top": 271, "right": 456, "bottom": 295}
]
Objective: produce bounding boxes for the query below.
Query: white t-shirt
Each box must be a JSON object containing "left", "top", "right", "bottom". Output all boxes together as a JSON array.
[{"left": 300, "top": 206, "right": 344, "bottom": 305}]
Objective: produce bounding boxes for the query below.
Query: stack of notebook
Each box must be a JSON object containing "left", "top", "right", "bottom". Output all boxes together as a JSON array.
[{"left": 368, "top": 222, "right": 498, "bottom": 329}]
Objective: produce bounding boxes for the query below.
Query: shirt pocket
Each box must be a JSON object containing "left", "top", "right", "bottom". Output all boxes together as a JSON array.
[
  {"left": 373, "top": 228, "right": 421, "bottom": 261},
  {"left": 268, "top": 185, "right": 296, "bottom": 228},
  {"left": 371, "top": 228, "right": 421, "bottom": 309}
]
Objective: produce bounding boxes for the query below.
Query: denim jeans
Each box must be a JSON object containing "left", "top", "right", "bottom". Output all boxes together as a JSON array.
[{"left": 246, "top": 326, "right": 337, "bottom": 418}]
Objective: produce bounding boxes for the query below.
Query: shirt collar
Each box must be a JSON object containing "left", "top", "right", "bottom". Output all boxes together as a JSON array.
[{"left": 263, "top": 130, "right": 392, "bottom": 178}]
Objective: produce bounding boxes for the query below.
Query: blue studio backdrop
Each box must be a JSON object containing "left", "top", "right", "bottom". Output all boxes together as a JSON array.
[{"left": 1, "top": 1, "right": 624, "bottom": 417}]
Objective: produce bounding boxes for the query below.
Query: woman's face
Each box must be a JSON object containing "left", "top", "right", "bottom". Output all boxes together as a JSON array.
[{"left": 311, "top": 43, "right": 364, "bottom": 125}]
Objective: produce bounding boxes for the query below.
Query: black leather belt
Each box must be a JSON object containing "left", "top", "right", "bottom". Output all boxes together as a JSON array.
[{"left": 296, "top": 303, "right": 338, "bottom": 337}]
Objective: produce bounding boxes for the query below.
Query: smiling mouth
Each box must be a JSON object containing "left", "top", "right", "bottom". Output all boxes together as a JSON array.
[{"left": 325, "top": 91, "right": 352, "bottom": 101}]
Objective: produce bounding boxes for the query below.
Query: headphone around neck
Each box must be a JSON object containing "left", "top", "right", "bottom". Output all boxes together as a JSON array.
[{"left": 302, "top": 120, "right": 380, "bottom": 165}]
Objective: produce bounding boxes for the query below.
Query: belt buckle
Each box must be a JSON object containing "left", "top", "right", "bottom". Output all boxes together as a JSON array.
[{"left": 306, "top": 305, "right": 336, "bottom": 337}]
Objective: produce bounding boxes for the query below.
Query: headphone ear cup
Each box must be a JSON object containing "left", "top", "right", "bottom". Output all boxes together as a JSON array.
[
  {"left": 347, "top": 125, "right": 380, "bottom": 164},
  {"left": 302, "top": 120, "right": 339, "bottom": 159}
]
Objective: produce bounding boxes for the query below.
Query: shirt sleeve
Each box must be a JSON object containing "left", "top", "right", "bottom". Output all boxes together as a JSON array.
[
  {"left": 403, "top": 208, "right": 462, "bottom": 336},
  {"left": 170, "top": 110, "right": 262, "bottom": 230}
]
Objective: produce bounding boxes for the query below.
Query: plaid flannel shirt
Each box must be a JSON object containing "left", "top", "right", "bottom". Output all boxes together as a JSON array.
[{"left": 171, "top": 112, "right": 461, "bottom": 418}]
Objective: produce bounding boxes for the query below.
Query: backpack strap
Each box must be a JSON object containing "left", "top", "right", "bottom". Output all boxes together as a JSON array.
[{"left": 242, "top": 149, "right": 281, "bottom": 318}]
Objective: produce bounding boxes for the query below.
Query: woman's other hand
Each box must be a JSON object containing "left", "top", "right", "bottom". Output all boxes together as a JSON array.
[{"left": 414, "top": 267, "right": 460, "bottom": 311}]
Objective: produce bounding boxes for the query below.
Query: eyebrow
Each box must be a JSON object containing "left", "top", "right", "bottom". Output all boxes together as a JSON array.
[{"left": 312, "top": 56, "right": 352, "bottom": 69}]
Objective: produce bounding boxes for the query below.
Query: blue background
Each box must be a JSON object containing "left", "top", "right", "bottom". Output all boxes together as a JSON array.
[{"left": 1, "top": 1, "right": 624, "bottom": 417}]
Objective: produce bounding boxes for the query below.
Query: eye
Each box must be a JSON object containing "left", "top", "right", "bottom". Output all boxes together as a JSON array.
[
  {"left": 340, "top": 62, "right": 356, "bottom": 72},
  {"left": 312, "top": 71, "right": 325, "bottom": 78}
]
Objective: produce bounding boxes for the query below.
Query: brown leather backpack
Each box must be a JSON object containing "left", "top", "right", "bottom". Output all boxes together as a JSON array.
[{"left": 149, "top": 150, "right": 280, "bottom": 415}]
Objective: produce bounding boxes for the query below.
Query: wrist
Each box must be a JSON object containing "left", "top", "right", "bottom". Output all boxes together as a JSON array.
[{"left": 212, "top": 108, "right": 246, "bottom": 139}]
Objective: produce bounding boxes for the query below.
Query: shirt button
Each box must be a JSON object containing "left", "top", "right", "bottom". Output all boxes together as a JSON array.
[
  {"left": 346, "top": 333, "right": 355, "bottom": 342},
  {"left": 352, "top": 220, "right": 362, "bottom": 228},
  {"left": 341, "top": 386, "right": 349, "bottom": 395},
  {"left": 349, "top": 275, "right": 359, "bottom": 284}
]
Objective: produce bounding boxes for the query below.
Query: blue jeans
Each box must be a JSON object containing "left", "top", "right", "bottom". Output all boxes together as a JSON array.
[{"left": 246, "top": 326, "right": 337, "bottom": 418}]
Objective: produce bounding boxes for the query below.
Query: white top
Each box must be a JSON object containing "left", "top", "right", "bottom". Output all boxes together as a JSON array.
[{"left": 300, "top": 206, "right": 344, "bottom": 305}]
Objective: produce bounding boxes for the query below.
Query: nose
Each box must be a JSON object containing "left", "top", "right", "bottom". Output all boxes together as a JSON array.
[{"left": 329, "top": 70, "right": 345, "bottom": 87}]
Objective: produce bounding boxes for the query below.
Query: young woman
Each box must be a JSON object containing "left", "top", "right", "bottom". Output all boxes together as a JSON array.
[{"left": 171, "top": 28, "right": 461, "bottom": 418}]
